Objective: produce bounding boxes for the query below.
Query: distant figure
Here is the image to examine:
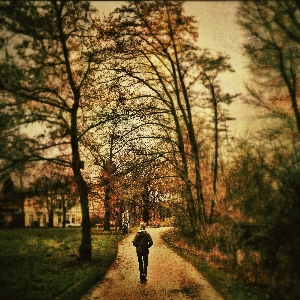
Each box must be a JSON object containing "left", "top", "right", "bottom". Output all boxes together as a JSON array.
[
  {"left": 132, "top": 222, "right": 153, "bottom": 282},
  {"left": 121, "top": 221, "right": 128, "bottom": 235}
]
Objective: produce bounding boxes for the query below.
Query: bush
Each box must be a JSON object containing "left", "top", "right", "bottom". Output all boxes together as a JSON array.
[{"left": 162, "top": 227, "right": 269, "bottom": 300}]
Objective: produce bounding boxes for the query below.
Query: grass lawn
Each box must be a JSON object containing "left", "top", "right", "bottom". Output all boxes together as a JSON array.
[{"left": 0, "top": 228, "right": 124, "bottom": 300}]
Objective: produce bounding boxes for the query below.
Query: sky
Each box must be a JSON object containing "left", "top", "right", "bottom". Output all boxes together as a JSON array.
[{"left": 93, "top": 1, "right": 258, "bottom": 137}]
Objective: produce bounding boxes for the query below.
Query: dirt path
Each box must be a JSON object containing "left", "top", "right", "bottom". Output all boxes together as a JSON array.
[{"left": 81, "top": 227, "right": 224, "bottom": 300}]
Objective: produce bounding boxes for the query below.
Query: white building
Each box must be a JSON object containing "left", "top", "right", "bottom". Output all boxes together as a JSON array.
[{"left": 24, "top": 197, "right": 82, "bottom": 227}]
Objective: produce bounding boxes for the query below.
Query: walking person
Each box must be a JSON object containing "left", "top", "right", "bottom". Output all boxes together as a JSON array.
[{"left": 132, "top": 222, "right": 153, "bottom": 282}]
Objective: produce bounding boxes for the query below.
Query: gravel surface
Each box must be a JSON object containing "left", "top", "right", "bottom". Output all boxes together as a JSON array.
[{"left": 81, "top": 227, "right": 224, "bottom": 300}]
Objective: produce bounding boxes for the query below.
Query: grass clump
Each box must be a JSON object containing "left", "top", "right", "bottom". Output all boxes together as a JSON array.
[{"left": 0, "top": 228, "right": 124, "bottom": 300}]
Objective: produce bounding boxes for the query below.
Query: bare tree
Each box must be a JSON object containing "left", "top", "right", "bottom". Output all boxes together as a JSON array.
[
  {"left": 198, "top": 50, "right": 238, "bottom": 224},
  {"left": 237, "top": 0, "right": 300, "bottom": 132},
  {"left": 0, "top": 0, "right": 107, "bottom": 261},
  {"left": 98, "top": 0, "right": 236, "bottom": 237}
]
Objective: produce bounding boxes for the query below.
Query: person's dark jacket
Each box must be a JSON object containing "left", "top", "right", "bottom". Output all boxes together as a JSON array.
[{"left": 132, "top": 229, "right": 153, "bottom": 255}]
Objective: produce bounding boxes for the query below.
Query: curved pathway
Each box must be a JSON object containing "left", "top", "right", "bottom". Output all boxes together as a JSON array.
[{"left": 81, "top": 227, "right": 223, "bottom": 300}]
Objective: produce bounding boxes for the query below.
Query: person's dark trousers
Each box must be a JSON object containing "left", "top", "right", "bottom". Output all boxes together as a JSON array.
[{"left": 138, "top": 253, "right": 148, "bottom": 280}]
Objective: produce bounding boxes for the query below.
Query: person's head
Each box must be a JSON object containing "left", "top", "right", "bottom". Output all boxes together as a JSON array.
[{"left": 140, "top": 222, "right": 146, "bottom": 230}]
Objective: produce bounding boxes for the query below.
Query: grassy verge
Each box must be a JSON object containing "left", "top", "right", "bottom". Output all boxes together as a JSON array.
[
  {"left": 162, "top": 228, "right": 269, "bottom": 300},
  {"left": 0, "top": 228, "right": 124, "bottom": 300}
]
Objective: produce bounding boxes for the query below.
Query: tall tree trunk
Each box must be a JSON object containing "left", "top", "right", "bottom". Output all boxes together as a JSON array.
[
  {"left": 170, "top": 98, "right": 199, "bottom": 235},
  {"left": 55, "top": 2, "right": 92, "bottom": 261},
  {"left": 71, "top": 105, "right": 92, "bottom": 261},
  {"left": 78, "top": 179, "right": 91, "bottom": 261},
  {"left": 104, "top": 186, "right": 111, "bottom": 231},
  {"left": 165, "top": 6, "right": 207, "bottom": 234},
  {"left": 142, "top": 182, "right": 151, "bottom": 224},
  {"left": 48, "top": 206, "right": 54, "bottom": 228},
  {"left": 62, "top": 196, "right": 67, "bottom": 228},
  {"left": 278, "top": 50, "right": 300, "bottom": 133},
  {"left": 209, "top": 86, "right": 218, "bottom": 224}
]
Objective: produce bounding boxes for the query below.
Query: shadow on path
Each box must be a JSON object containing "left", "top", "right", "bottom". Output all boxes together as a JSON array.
[{"left": 81, "top": 227, "right": 223, "bottom": 300}]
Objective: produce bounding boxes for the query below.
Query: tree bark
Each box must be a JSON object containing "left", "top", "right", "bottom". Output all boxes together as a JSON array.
[
  {"left": 70, "top": 101, "right": 92, "bottom": 260},
  {"left": 54, "top": 1, "right": 92, "bottom": 261},
  {"left": 209, "top": 85, "right": 218, "bottom": 225},
  {"left": 104, "top": 186, "right": 111, "bottom": 231}
]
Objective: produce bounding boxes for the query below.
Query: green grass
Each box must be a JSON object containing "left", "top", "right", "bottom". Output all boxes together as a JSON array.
[
  {"left": 162, "top": 231, "right": 269, "bottom": 300},
  {"left": 0, "top": 228, "right": 124, "bottom": 300}
]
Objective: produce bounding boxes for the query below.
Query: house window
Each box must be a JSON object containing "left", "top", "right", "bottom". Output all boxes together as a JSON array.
[
  {"left": 72, "top": 215, "right": 75, "bottom": 223},
  {"left": 58, "top": 216, "right": 62, "bottom": 223},
  {"left": 29, "top": 214, "right": 34, "bottom": 224},
  {"left": 43, "top": 215, "right": 46, "bottom": 224}
]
